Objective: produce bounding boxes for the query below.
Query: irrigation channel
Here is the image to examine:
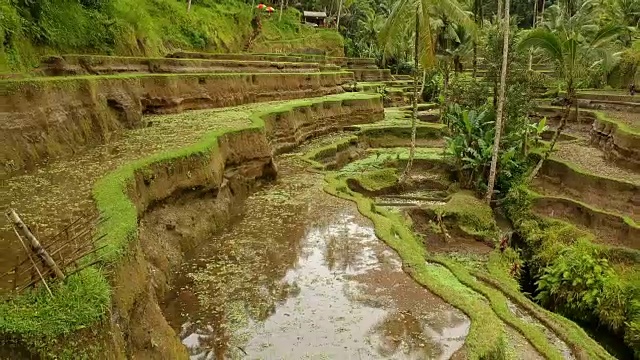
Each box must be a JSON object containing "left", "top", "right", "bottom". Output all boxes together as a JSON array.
[{"left": 161, "top": 152, "right": 471, "bottom": 359}]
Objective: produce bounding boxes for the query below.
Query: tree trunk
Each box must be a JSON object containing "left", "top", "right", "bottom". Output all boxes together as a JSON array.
[
  {"left": 420, "top": 69, "right": 427, "bottom": 99},
  {"left": 528, "top": 84, "right": 573, "bottom": 182},
  {"left": 187, "top": 0, "right": 192, "bottom": 12},
  {"left": 528, "top": 0, "right": 537, "bottom": 70},
  {"left": 497, "top": 0, "right": 503, "bottom": 23},
  {"left": 472, "top": 5, "right": 477, "bottom": 77},
  {"left": 279, "top": 0, "right": 284, "bottom": 21},
  {"left": 441, "top": 66, "right": 449, "bottom": 122},
  {"left": 473, "top": 41, "right": 478, "bottom": 78},
  {"left": 485, "top": 0, "right": 510, "bottom": 204},
  {"left": 400, "top": 7, "right": 420, "bottom": 182},
  {"left": 336, "top": 0, "right": 344, "bottom": 31}
]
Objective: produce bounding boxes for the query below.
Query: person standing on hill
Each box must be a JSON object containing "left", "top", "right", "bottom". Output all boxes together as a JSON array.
[{"left": 630, "top": 83, "right": 636, "bottom": 96}]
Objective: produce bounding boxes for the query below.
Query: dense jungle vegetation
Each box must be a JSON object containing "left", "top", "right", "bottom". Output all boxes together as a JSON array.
[{"left": 0, "top": 0, "right": 344, "bottom": 71}]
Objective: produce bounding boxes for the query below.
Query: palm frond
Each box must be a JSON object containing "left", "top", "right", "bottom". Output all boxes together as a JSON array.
[
  {"left": 589, "top": 24, "right": 626, "bottom": 48},
  {"left": 518, "top": 28, "right": 565, "bottom": 65}
]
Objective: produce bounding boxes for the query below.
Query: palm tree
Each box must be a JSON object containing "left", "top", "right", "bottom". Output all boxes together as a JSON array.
[
  {"left": 357, "top": 11, "right": 383, "bottom": 57},
  {"left": 520, "top": 0, "right": 624, "bottom": 181},
  {"left": 471, "top": 0, "right": 484, "bottom": 77},
  {"left": 602, "top": 0, "right": 640, "bottom": 46},
  {"left": 380, "top": 0, "right": 472, "bottom": 181},
  {"left": 485, "top": 0, "right": 510, "bottom": 204}
]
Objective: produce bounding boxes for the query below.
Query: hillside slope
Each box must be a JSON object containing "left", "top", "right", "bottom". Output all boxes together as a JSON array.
[{"left": 0, "top": 0, "right": 343, "bottom": 73}]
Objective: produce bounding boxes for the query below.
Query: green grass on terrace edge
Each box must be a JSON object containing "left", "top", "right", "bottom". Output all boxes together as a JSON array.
[
  {"left": 0, "top": 71, "right": 353, "bottom": 85},
  {"left": 593, "top": 110, "right": 640, "bottom": 136},
  {"left": 538, "top": 156, "right": 638, "bottom": 193},
  {"left": 533, "top": 104, "right": 640, "bottom": 140},
  {"left": 300, "top": 135, "right": 358, "bottom": 170},
  {"left": 526, "top": 187, "right": 639, "bottom": 237},
  {"left": 506, "top": 184, "right": 639, "bottom": 357},
  {"left": 0, "top": 92, "right": 381, "bottom": 344},
  {"left": 322, "top": 150, "right": 613, "bottom": 359},
  {"left": 46, "top": 54, "right": 324, "bottom": 66}
]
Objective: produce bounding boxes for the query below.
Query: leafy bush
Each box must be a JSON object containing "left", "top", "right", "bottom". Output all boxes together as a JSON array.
[
  {"left": 444, "top": 105, "right": 538, "bottom": 196},
  {"left": 445, "top": 74, "right": 491, "bottom": 109},
  {"left": 536, "top": 241, "right": 615, "bottom": 318},
  {"left": 421, "top": 70, "right": 443, "bottom": 102}
]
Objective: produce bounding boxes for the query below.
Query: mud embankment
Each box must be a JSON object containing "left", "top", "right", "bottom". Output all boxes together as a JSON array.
[
  {"left": 99, "top": 95, "right": 383, "bottom": 359},
  {"left": 590, "top": 113, "right": 640, "bottom": 171},
  {"left": 37, "top": 55, "right": 323, "bottom": 76},
  {"left": 535, "top": 158, "right": 639, "bottom": 221},
  {"left": 0, "top": 72, "right": 352, "bottom": 174}
]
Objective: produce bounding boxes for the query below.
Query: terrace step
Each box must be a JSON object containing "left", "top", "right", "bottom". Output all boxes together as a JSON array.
[
  {"left": 167, "top": 51, "right": 376, "bottom": 68},
  {"left": 37, "top": 55, "right": 325, "bottom": 76},
  {"left": 0, "top": 71, "right": 353, "bottom": 174}
]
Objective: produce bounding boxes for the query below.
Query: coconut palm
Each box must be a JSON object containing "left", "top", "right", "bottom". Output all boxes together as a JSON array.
[
  {"left": 379, "top": 0, "right": 472, "bottom": 181},
  {"left": 468, "top": 0, "right": 485, "bottom": 76},
  {"left": 485, "top": 0, "right": 510, "bottom": 204},
  {"left": 519, "top": 0, "right": 624, "bottom": 181},
  {"left": 602, "top": 0, "right": 640, "bottom": 45}
]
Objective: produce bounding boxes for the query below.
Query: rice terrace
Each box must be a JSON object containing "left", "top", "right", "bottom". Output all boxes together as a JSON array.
[{"left": 0, "top": 0, "right": 639, "bottom": 358}]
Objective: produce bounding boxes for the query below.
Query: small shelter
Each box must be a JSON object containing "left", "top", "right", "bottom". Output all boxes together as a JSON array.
[{"left": 303, "top": 11, "right": 327, "bottom": 27}]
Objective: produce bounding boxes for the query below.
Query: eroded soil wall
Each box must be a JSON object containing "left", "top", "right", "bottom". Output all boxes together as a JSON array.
[
  {"left": 37, "top": 55, "right": 323, "bottom": 76},
  {"left": 0, "top": 72, "right": 352, "bottom": 175},
  {"left": 590, "top": 115, "right": 640, "bottom": 171}
]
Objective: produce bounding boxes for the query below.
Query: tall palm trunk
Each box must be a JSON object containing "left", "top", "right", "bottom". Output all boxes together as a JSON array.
[
  {"left": 336, "top": 0, "right": 344, "bottom": 30},
  {"left": 497, "top": 0, "right": 503, "bottom": 22},
  {"left": 187, "top": 0, "right": 192, "bottom": 12},
  {"left": 279, "top": 0, "right": 284, "bottom": 21},
  {"left": 528, "top": 0, "right": 537, "bottom": 70},
  {"left": 400, "top": 7, "right": 420, "bottom": 182},
  {"left": 485, "top": 0, "right": 510, "bottom": 204},
  {"left": 528, "top": 79, "right": 573, "bottom": 181},
  {"left": 420, "top": 69, "right": 427, "bottom": 98}
]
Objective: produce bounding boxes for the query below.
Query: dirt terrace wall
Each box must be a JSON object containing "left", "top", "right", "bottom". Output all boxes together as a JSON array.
[
  {"left": 38, "top": 55, "right": 322, "bottom": 76},
  {"left": 577, "top": 92, "right": 639, "bottom": 103},
  {"left": 168, "top": 51, "right": 376, "bottom": 68},
  {"left": 537, "top": 158, "right": 639, "bottom": 220},
  {"left": 95, "top": 94, "right": 383, "bottom": 359},
  {"left": 0, "top": 72, "right": 353, "bottom": 175},
  {"left": 352, "top": 68, "right": 392, "bottom": 82},
  {"left": 532, "top": 195, "right": 640, "bottom": 250},
  {"left": 590, "top": 112, "right": 640, "bottom": 171},
  {"left": 264, "top": 97, "right": 384, "bottom": 154}
]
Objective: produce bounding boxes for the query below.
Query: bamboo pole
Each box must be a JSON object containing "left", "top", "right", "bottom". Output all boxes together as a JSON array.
[
  {"left": 6, "top": 214, "right": 53, "bottom": 297},
  {"left": 7, "top": 209, "right": 65, "bottom": 280}
]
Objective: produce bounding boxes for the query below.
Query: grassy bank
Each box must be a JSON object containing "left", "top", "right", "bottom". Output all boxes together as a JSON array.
[
  {"left": 0, "top": 0, "right": 343, "bottom": 73},
  {"left": 319, "top": 148, "right": 614, "bottom": 359},
  {"left": 504, "top": 184, "right": 640, "bottom": 357}
]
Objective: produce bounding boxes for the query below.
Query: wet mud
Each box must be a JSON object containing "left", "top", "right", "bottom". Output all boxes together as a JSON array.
[
  {"left": 506, "top": 300, "right": 575, "bottom": 360},
  {"left": 163, "top": 156, "right": 470, "bottom": 359}
]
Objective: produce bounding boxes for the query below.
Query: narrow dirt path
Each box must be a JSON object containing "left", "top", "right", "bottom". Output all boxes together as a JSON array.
[{"left": 162, "top": 155, "right": 471, "bottom": 359}]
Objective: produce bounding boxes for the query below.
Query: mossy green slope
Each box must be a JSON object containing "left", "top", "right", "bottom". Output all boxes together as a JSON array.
[
  {"left": 319, "top": 149, "right": 614, "bottom": 359},
  {"left": 0, "top": 0, "right": 343, "bottom": 73}
]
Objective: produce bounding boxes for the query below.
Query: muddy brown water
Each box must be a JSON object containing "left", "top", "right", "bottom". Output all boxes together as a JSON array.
[{"left": 162, "top": 156, "right": 470, "bottom": 359}]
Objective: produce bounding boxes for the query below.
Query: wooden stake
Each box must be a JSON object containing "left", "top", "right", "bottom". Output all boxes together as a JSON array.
[
  {"left": 7, "top": 209, "right": 66, "bottom": 280},
  {"left": 6, "top": 215, "right": 53, "bottom": 297}
]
